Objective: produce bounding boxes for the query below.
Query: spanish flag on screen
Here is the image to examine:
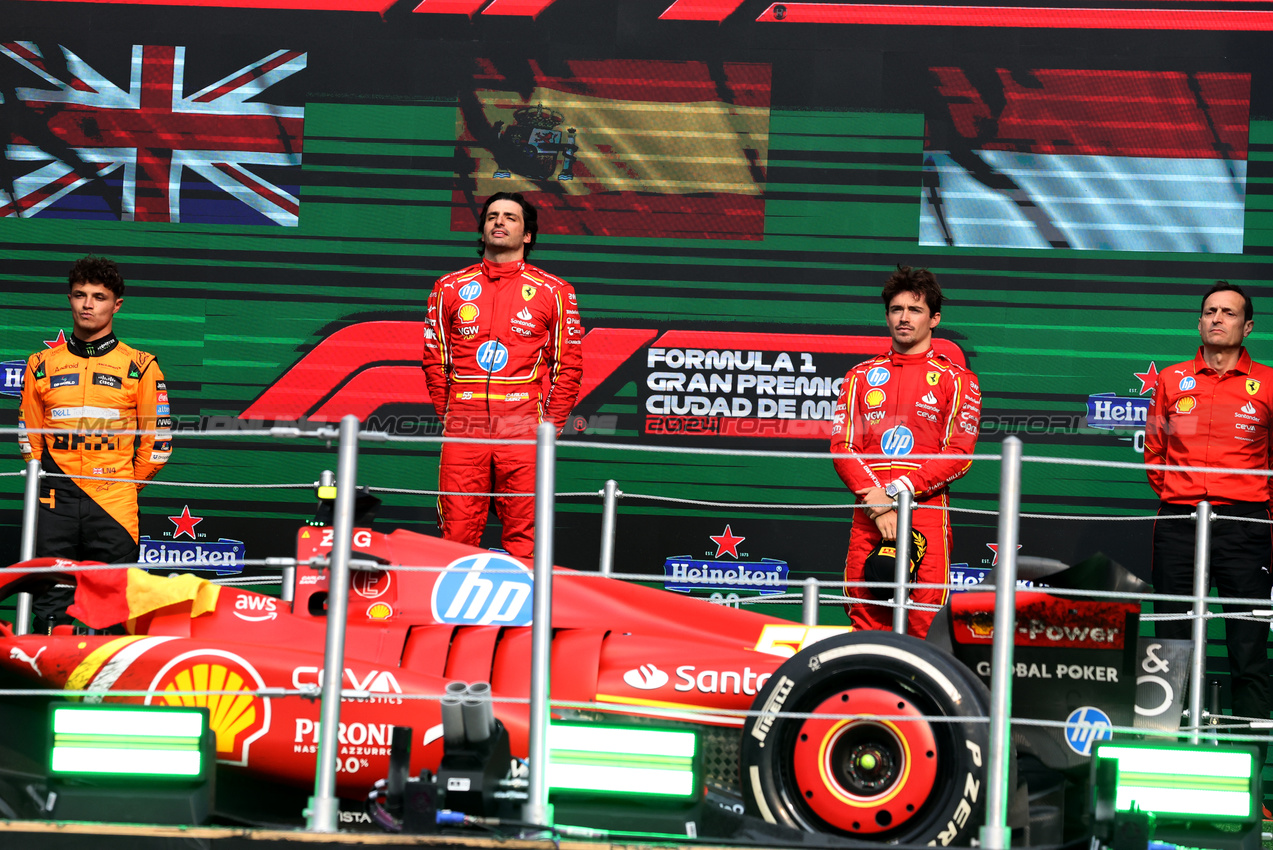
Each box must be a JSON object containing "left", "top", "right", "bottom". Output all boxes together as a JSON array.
[
  {"left": 920, "top": 68, "right": 1250, "bottom": 254},
  {"left": 452, "top": 58, "right": 771, "bottom": 241}
]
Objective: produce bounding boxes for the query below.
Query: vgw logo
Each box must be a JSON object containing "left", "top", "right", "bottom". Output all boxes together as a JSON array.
[
  {"left": 476, "top": 341, "right": 509, "bottom": 373},
  {"left": 1064, "top": 705, "right": 1113, "bottom": 756},
  {"left": 430, "top": 553, "right": 533, "bottom": 626}
]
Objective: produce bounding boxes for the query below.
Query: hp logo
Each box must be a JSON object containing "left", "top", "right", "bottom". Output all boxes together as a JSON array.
[
  {"left": 430, "top": 553, "right": 533, "bottom": 626},
  {"left": 1063, "top": 706, "right": 1112, "bottom": 756},
  {"left": 459, "top": 281, "right": 482, "bottom": 301},
  {"left": 880, "top": 425, "right": 914, "bottom": 456},
  {"left": 476, "top": 341, "right": 509, "bottom": 373},
  {"left": 866, "top": 366, "right": 890, "bottom": 387}
]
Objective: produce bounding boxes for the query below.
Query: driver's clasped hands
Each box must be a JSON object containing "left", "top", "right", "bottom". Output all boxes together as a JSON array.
[{"left": 855, "top": 486, "right": 898, "bottom": 540}]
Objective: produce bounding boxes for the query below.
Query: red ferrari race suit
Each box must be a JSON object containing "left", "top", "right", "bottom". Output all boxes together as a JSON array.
[
  {"left": 830, "top": 348, "right": 981, "bottom": 637},
  {"left": 423, "top": 258, "right": 584, "bottom": 561},
  {"left": 18, "top": 332, "right": 171, "bottom": 624}
]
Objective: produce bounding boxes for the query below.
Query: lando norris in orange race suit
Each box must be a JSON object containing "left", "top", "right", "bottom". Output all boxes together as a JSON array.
[
  {"left": 831, "top": 266, "right": 981, "bottom": 638},
  {"left": 18, "top": 256, "right": 172, "bottom": 627},
  {"left": 423, "top": 193, "right": 584, "bottom": 561}
]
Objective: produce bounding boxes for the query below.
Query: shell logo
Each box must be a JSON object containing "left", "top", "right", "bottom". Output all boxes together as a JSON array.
[
  {"left": 966, "top": 611, "right": 994, "bottom": 638},
  {"left": 457, "top": 303, "right": 480, "bottom": 323},
  {"left": 367, "top": 602, "right": 393, "bottom": 620},
  {"left": 147, "top": 650, "right": 270, "bottom": 767},
  {"left": 864, "top": 388, "right": 886, "bottom": 409},
  {"left": 1175, "top": 396, "right": 1196, "bottom": 414}
]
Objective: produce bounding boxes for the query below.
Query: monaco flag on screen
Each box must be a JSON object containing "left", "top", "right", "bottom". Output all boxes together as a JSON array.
[
  {"left": 920, "top": 68, "right": 1251, "bottom": 253},
  {"left": 0, "top": 42, "right": 305, "bottom": 225},
  {"left": 452, "top": 58, "right": 770, "bottom": 241}
]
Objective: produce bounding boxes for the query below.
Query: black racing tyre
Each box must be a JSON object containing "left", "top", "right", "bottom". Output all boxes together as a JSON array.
[{"left": 740, "top": 630, "right": 992, "bottom": 846}]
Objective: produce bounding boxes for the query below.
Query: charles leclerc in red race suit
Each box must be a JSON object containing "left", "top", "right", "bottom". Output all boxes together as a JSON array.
[
  {"left": 831, "top": 349, "right": 981, "bottom": 637},
  {"left": 422, "top": 256, "right": 583, "bottom": 561}
]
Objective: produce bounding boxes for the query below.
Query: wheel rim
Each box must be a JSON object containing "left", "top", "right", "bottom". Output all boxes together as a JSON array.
[{"left": 789, "top": 686, "right": 939, "bottom": 834}]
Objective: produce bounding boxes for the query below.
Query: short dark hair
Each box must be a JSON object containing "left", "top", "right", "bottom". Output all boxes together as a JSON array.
[
  {"left": 881, "top": 264, "right": 941, "bottom": 315},
  {"left": 1202, "top": 280, "right": 1253, "bottom": 322},
  {"left": 68, "top": 255, "right": 124, "bottom": 298},
  {"left": 475, "top": 192, "right": 538, "bottom": 259}
]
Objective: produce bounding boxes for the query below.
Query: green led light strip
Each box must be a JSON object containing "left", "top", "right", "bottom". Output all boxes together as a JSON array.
[
  {"left": 547, "top": 723, "right": 699, "bottom": 799},
  {"left": 50, "top": 706, "right": 207, "bottom": 779}
]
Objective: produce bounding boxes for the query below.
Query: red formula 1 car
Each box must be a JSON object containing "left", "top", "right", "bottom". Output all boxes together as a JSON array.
[{"left": 0, "top": 523, "right": 1171, "bottom": 845}]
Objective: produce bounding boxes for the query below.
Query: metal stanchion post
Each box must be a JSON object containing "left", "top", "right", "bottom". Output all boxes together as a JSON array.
[
  {"left": 16, "top": 458, "right": 41, "bottom": 635},
  {"left": 802, "top": 577, "right": 819, "bottom": 626},
  {"left": 307, "top": 418, "right": 359, "bottom": 832},
  {"left": 1189, "top": 501, "right": 1212, "bottom": 744},
  {"left": 598, "top": 479, "right": 620, "bottom": 575},
  {"left": 982, "top": 436, "right": 1022, "bottom": 850},
  {"left": 524, "top": 422, "right": 556, "bottom": 830},
  {"left": 891, "top": 489, "right": 913, "bottom": 635}
]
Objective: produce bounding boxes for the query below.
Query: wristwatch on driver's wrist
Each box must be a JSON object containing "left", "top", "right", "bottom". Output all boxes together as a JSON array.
[{"left": 883, "top": 482, "right": 900, "bottom": 501}]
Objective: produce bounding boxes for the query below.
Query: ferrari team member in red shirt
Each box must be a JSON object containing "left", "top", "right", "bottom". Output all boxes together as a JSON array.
[
  {"left": 831, "top": 266, "right": 981, "bottom": 637},
  {"left": 19, "top": 256, "right": 171, "bottom": 629},
  {"left": 1145, "top": 281, "right": 1273, "bottom": 739},
  {"left": 423, "top": 193, "right": 584, "bottom": 561}
]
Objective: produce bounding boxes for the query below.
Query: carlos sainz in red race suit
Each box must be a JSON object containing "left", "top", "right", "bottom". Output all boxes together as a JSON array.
[
  {"left": 422, "top": 193, "right": 584, "bottom": 561},
  {"left": 831, "top": 265, "right": 981, "bottom": 638}
]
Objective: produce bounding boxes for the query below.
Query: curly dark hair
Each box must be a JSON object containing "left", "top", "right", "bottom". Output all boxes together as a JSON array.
[
  {"left": 881, "top": 264, "right": 941, "bottom": 315},
  {"left": 475, "top": 192, "right": 538, "bottom": 259},
  {"left": 68, "top": 255, "right": 125, "bottom": 297}
]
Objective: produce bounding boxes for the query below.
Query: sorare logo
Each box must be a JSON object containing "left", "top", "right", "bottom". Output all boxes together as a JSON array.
[{"left": 430, "top": 553, "right": 533, "bottom": 626}]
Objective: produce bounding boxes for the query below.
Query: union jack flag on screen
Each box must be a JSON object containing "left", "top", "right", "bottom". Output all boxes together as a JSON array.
[{"left": 0, "top": 42, "right": 305, "bottom": 225}]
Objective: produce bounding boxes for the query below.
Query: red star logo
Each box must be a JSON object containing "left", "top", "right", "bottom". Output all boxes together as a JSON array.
[
  {"left": 43, "top": 329, "right": 66, "bottom": 349},
  {"left": 1134, "top": 362, "right": 1159, "bottom": 395},
  {"left": 710, "top": 525, "right": 745, "bottom": 559},
  {"left": 168, "top": 506, "right": 204, "bottom": 540},
  {"left": 985, "top": 543, "right": 1022, "bottom": 566}
]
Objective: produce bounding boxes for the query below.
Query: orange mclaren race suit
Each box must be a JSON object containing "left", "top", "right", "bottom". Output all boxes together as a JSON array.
[
  {"left": 1144, "top": 346, "right": 1273, "bottom": 736},
  {"left": 422, "top": 258, "right": 584, "bottom": 561},
  {"left": 18, "top": 332, "right": 171, "bottom": 625},
  {"left": 831, "top": 348, "right": 981, "bottom": 637}
]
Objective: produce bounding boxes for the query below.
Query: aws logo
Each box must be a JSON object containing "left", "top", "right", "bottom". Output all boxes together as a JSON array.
[{"left": 147, "top": 650, "right": 270, "bottom": 767}]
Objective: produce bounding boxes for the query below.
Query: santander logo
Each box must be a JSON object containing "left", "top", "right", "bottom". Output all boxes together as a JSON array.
[{"left": 623, "top": 664, "right": 669, "bottom": 690}]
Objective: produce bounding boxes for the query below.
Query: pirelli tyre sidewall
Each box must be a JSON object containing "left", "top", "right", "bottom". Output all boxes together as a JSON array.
[{"left": 741, "top": 631, "right": 991, "bottom": 846}]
